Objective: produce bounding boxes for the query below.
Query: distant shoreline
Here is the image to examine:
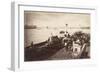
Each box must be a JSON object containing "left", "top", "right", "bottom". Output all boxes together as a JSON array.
[{"left": 24, "top": 26, "right": 90, "bottom": 29}]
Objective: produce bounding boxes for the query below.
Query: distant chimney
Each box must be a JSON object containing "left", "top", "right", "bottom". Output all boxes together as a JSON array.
[{"left": 65, "top": 24, "right": 68, "bottom": 27}]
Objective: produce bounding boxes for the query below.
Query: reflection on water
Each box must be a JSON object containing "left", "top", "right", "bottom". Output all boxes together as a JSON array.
[{"left": 24, "top": 28, "right": 90, "bottom": 47}]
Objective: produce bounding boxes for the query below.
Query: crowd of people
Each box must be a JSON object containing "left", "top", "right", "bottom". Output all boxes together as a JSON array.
[{"left": 47, "top": 30, "right": 90, "bottom": 58}]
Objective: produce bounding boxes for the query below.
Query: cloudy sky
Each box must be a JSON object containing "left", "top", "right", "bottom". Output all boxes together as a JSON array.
[{"left": 24, "top": 11, "right": 90, "bottom": 28}]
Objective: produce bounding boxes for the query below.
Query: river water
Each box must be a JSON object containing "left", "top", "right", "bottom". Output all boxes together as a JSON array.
[{"left": 24, "top": 28, "right": 90, "bottom": 47}]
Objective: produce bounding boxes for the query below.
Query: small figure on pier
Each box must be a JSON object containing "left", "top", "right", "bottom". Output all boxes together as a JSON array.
[{"left": 31, "top": 41, "right": 34, "bottom": 48}]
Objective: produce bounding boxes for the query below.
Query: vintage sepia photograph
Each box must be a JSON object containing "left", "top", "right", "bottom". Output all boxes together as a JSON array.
[{"left": 24, "top": 11, "right": 90, "bottom": 61}]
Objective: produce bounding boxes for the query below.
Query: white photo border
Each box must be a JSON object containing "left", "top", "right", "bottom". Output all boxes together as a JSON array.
[{"left": 11, "top": 2, "right": 97, "bottom": 71}]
